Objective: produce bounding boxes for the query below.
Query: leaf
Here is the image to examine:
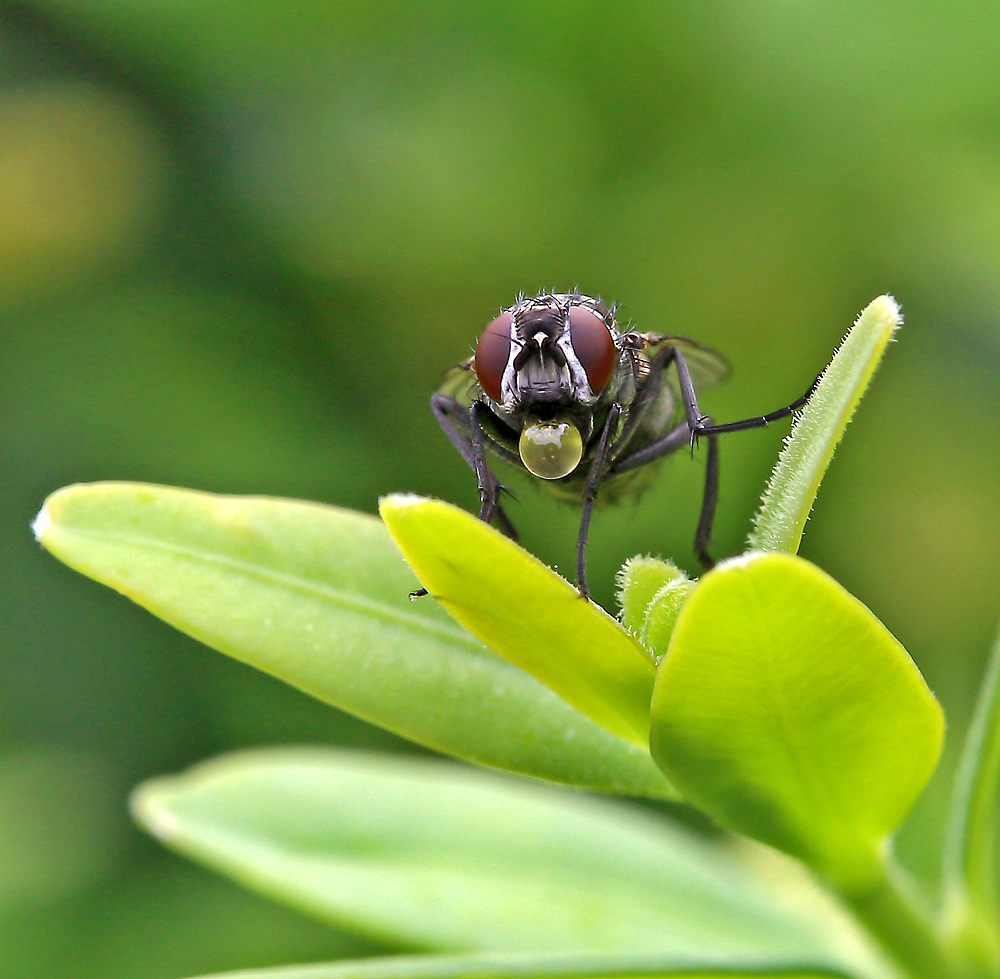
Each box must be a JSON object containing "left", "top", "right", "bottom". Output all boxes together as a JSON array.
[
  {"left": 615, "top": 556, "right": 685, "bottom": 641},
  {"left": 33, "top": 482, "right": 673, "bottom": 799},
  {"left": 616, "top": 558, "right": 694, "bottom": 664},
  {"left": 649, "top": 552, "right": 944, "bottom": 892},
  {"left": 749, "top": 295, "right": 901, "bottom": 555},
  {"left": 132, "top": 747, "right": 874, "bottom": 974},
  {"left": 641, "top": 578, "right": 695, "bottom": 662},
  {"left": 380, "top": 496, "right": 654, "bottom": 747},
  {"left": 941, "top": 623, "right": 1000, "bottom": 971},
  {"left": 177, "top": 949, "right": 850, "bottom": 979}
]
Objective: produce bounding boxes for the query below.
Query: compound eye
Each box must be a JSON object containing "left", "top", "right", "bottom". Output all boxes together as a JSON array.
[
  {"left": 568, "top": 306, "right": 616, "bottom": 394},
  {"left": 473, "top": 311, "right": 512, "bottom": 403}
]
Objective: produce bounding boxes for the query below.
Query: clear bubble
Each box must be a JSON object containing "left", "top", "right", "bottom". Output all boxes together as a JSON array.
[{"left": 518, "top": 417, "right": 583, "bottom": 479}]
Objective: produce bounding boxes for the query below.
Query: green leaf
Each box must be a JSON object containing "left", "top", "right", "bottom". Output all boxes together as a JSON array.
[
  {"left": 615, "top": 556, "right": 686, "bottom": 642},
  {"left": 132, "top": 747, "right": 874, "bottom": 973},
  {"left": 649, "top": 552, "right": 944, "bottom": 893},
  {"left": 749, "top": 295, "right": 901, "bottom": 554},
  {"left": 641, "top": 578, "right": 695, "bottom": 662},
  {"left": 615, "top": 558, "right": 694, "bottom": 664},
  {"left": 380, "top": 496, "right": 655, "bottom": 747},
  {"left": 941, "top": 624, "right": 1000, "bottom": 972},
  {"left": 33, "top": 482, "right": 673, "bottom": 799},
  {"left": 177, "top": 949, "right": 851, "bottom": 979}
]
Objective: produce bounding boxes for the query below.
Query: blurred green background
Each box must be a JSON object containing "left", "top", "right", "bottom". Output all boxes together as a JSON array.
[{"left": 2, "top": 2, "right": 1000, "bottom": 976}]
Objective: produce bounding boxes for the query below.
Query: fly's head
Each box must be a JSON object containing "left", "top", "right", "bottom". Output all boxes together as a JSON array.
[{"left": 472, "top": 293, "right": 622, "bottom": 479}]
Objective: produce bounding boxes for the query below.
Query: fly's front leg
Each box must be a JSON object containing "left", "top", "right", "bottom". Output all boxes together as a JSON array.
[
  {"left": 673, "top": 351, "right": 822, "bottom": 441},
  {"left": 576, "top": 403, "right": 622, "bottom": 600},
  {"left": 413, "top": 396, "right": 517, "bottom": 600},
  {"left": 429, "top": 393, "right": 517, "bottom": 540},
  {"left": 468, "top": 403, "right": 517, "bottom": 540}
]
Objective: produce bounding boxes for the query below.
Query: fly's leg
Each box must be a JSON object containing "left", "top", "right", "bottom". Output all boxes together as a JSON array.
[
  {"left": 673, "top": 352, "right": 822, "bottom": 442},
  {"left": 693, "top": 428, "right": 719, "bottom": 569},
  {"left": 414, "top": 396, "right": 517, "bottom": 600},
  {"left": 429, "top": 393, "right": 517, "bottom": 538},
  {"left": 606, "top": 420, "right": 690, "bottom": 475},
  {"left": 468, "top": 402, "right": 518, "bottom": 539},
  {"left": 576, "top": 403, "right": 622, "bottom": 600},
  {"left": 607, "top": 419, "right": 719, "bottom": 568},
  {"left": 611, "top": 348, "right": 818, "bottom": 570},
  {"left": 670, "top": 350, "right": 820, "bottom": 566}
]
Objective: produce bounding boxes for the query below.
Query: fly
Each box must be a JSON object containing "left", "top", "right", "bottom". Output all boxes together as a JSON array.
[{"left": 421, "top": 291, "right": 820, "bottom": 599}]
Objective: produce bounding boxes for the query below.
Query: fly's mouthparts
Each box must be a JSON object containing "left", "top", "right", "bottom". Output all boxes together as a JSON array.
[{"left": 518, "top": 416, "right": 583, "bottom": 479}]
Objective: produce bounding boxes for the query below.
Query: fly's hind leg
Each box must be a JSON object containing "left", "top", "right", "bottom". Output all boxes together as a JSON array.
[
  {"left": 670, "top": 348, "right": 819, "bottom": 567},
  {"left": 607, "top": 419, "right": 718, "bottom": 570}
]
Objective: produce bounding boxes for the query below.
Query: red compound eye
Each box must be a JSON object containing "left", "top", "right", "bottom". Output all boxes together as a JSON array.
[
  {"left": 473, "top": 311, "right": 512, "bottom": 402},
  {"left": 568, "top": 306, "right": 615, "bottom": 394}
]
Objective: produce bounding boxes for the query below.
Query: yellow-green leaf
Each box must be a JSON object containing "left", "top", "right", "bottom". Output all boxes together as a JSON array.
[
  {"left": 380, "top": 496, "right": 655, "bottom": 747},
  {"left": 650, "top": 552, "right": 944, "bottom": 892},
  {"left": 34, "top": 482, "right": 673, "bottom": 797}
]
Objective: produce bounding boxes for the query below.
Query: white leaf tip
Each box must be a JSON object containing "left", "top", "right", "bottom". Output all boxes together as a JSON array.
[
  {"left": 130, "top": 786, "right": 182, "bottom": 841},
  {"left": 380, "top": 492, "right": 429, "bottom": 509},
  {"left": 862, "top": 294, "right": 903, "bottom": 330},
  {"left": 31, "top": 506, "right": 51, "bottom": 542}
]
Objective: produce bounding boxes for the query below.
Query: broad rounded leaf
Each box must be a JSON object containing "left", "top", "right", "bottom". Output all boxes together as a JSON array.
[
  {"left": 380, "top": 496, "right": 654, "bottom": 746},
  {"left": 650, "top": 552, "right": 944, "bottom": 891},
  {"left": 132, "top": 747, "right": 875, "bottom": 972},
  {"left": 34, "top": 482, "right": 673, "bottom": 798}
]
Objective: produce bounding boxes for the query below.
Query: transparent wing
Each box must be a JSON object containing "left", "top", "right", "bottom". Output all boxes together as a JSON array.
[
  {"left": 436, "top": 358, "right": 481, "bottom": 407},
  {"left": 641, "top": 334, "right": 731, "bottom": 392}
]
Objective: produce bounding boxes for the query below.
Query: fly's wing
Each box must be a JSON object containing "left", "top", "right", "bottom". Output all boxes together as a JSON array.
[
  {"left": 436, "top": 358, "right": 481, "bottom": 407},
  {"left": 640, "top": 334, "right": 731, "bottom": 392}
]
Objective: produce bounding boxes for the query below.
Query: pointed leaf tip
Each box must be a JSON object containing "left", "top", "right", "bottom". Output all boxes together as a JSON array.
[{"left": 750, "top": 295, "right": 902, "bottom": 555}]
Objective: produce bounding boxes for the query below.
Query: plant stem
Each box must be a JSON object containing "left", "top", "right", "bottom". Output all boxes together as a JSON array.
[
  {"left": 749, "top": 294, "right": 901, "bottom": 554},
  {"left": 844, "top": 858, "right": 955, "bottom": 979},
  {"left": 941, "top": 624, "right": 1000, "bottom": 974}
]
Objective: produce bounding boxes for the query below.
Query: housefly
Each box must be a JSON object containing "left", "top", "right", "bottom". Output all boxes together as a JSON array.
[{"left": 423, "top": 291, "right": 819, "bottom": 599}]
